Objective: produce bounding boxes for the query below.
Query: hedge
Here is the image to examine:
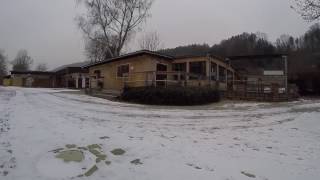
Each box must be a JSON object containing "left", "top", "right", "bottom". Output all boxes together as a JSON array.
[{"left": 120, "top": 86, "right": 221, "bottom": 105}]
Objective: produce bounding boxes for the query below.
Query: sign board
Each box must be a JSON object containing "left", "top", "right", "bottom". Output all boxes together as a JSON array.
[{"left": 263, "top": 71, "right": 284, "bottom": 76}]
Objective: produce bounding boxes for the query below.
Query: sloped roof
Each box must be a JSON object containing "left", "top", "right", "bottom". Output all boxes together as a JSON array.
[
  {"left": 11, "top": 71, "right": 54, "bottom": 75},
  {"left": 227, "top": 54, "right": 287, "bottom": 60},
  {"left": 51, "top": 61, "right": 90, "bottom": 72},
  {"left": 85, "top": 50, "right": 174, "bottom": 68},
  {"left": 174, "top": 54, "right": 226, "bottom": 61}
]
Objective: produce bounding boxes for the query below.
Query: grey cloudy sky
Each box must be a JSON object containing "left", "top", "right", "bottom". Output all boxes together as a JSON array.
[{"left": 0, "top": 0, "right": 311, "bottom": 69}]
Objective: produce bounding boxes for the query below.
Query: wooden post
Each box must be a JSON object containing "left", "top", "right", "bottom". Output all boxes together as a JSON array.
[
  {"left": 153, "top": 71, "right": 156, "bottom": 87},
  {"left": 216, "top": 65, "right": 220, "bottom": 90},
  {"left": 283, "top": 55, "right": 288, "bottom": 94},
  {"left": 186, "top": 62, "right": 190, "bottom": 87},
  {"left": 145, "top": 72, "right": 148, "bottom": 87},
  {"left": 206, "top": 60, "right": 210, "bottom": 86}
]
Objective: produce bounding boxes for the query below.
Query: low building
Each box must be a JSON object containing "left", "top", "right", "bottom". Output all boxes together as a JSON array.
[
  {"left": 1, "top": 75, "right": 11, "bottom": 86},
  {"left": 226, "top": 54, "right": 298, "bottom": 101},
  {"left": 10, "top": 71, "right": 55, "bottom": 88},
  {"left": 85, "top": 50, "right": 235, "bottom": 93},
  {"left": 52, "top": 62, "right": 90, "bottom": 89}
]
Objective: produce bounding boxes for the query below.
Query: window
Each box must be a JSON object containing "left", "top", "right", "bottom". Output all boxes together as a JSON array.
[
  {"left": 173, "top": 63, "right": 187, "bottom": 80},
  {"left": 227, "top": 70, "right": 233, "bottom": 82},
  {"left": 94, "top": 70, "right": 102, "bottom": 78},
  {"left": 189, "top": 61, "right": 206, "bottom": 80},
  {"left": 210, "top": 62, "right": 217, "bottom": 80},
  {"left": 117, "top": 64, "right": 129, "bottom": 78},
  {"left": 173, "top": 63, "right": 186, "bottom": 72},
  {"left": 219, "top": 66, "right": 226, "bottom": 82}
]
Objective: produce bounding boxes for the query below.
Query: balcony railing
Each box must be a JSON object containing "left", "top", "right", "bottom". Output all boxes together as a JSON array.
[{"left": 122, "top": 71, "right": 218, "bottom": 88}]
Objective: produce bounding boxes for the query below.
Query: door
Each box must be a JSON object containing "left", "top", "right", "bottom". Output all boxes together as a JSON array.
[{"left": 156, "top": 63, "right": 168, "bottom": 87}]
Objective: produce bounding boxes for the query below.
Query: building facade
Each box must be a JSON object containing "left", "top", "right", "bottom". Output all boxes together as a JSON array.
[{"left": 86, "top": 50, "right": 235, "bottom": 93}]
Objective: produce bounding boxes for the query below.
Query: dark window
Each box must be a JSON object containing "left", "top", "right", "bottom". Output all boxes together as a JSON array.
[
  {"left": 227, "top": 70, "right": 233, "bottom": 82},
  {"left": 117, "top": 64, "right": 129, "bottom": 78},
  {"left": 156, "top": 64, "right": 167, "bottom": 72},
  {"left": 173, "top": 63, "right": 187, "bottom": 80},
  {"left": 190, "top": 61, "right": 206, "bottom": 80},
  {"left": 219, "top": 66, "right": 226, "bottom": 82},
  {"left": 173, "top": 63, "right": 187, "bottom": 72},
  {"left": 94, "top": 70, "right": 102, "bottom": 78},
  {"left": 211, "top": 62, "right": 217, "bottom": 80}
]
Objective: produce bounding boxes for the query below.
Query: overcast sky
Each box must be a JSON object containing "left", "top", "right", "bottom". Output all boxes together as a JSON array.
[{"left": 0, "top": 0, "right": 312, "bottom": 70}]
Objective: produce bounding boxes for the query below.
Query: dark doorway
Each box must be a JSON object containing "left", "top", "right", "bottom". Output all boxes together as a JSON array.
[
  {"left": 78, "top": 78, "right": 82, "bottom": 89},
  {"left": 156, "top": 64, "right": 168, "bottom": 87}
]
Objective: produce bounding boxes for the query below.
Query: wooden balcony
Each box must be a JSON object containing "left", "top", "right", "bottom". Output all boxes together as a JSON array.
[{"left": 122, "top": 71, "right": 226, "bottom": 89}]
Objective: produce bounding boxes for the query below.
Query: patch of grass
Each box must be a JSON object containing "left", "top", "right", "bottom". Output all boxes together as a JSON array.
[
  {"left": 84, "top": 165, "right": 98, "bottom": 177},
  {"left": 89, "top": 149, "right": 102, "bottom": 157},
  {"left": 130, "top": 159, "right": 143, "bottom": 165},
  {"left": 87, "top": 144, "right": 102, "bottom": 150},
  {"left": 99, "top": 136, "right": 110, "bottom": 139},
  {"left": 51, "top": 148, "right": 64, "bottom": 153},
  {"left": 96, "top": 154, "right": 107, "bottom": 163},
  {"left": 111, "top": 148, "right": 126, "bottom": 156},
  {"left": 55, "top": 150, "right": 84, "bottom": 163},
  {"left": 66, "top": 144, "right": 77, "bottom": 149},
  {"left": 78, "top": 147, "right": 88, "bottom": 151},
  {"left": 241, "top": 171, "right": 256, "bottom": 178}
]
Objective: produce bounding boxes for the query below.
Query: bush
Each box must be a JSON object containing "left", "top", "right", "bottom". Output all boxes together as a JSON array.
[{"left": 120, "top": 86, "right": 221, "bottom": 105}]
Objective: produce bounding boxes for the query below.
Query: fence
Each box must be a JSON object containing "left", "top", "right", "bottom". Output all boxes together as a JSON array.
[{"left": 226, "top": 80, "right": 299, "bottom": 102}]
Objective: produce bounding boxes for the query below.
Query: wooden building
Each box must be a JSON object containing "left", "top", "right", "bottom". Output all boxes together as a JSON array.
[
  {"left": 52, "top": 62, "right": 90, "bottom": 89},
  {"left": 9, "top": 71, "right": 54, "bottom": 88},
  {"left": 85, "top": 50, "right": 235, "bottom": 94}
]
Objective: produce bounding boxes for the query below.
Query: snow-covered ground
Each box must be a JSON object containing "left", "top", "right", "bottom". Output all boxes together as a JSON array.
[{"left": 0, "top": 86, "right": 320, "bottom": 180}]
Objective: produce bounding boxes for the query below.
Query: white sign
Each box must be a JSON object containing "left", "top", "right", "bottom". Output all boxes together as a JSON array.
[{"left": 263, "top": 71, "right": 284, "bottom": 76}]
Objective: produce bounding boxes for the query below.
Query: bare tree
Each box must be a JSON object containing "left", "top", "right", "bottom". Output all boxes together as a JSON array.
[
  {"left": 292, "top": 0, "right": 320, "bottom": 21},
  {"left": 276, "top": 34, "right": 296, "bottom": 52},
  {"left": 0, "top": 49, "right": 7, "bottom": 77},
  {"left": 76, "top": 0, "right": 154, "bottom": 59},
  {"left": 139, "top": 31, "right": 163, "bottom": 51},
  {"left": 11, "top": 50, "right": 33, "bottom": 71},
  {"left": 84, "top": 38, "right": 115, "bottom": 63},
  {"left": 35, "top": 63, "right": 48, "bottom": 71}
]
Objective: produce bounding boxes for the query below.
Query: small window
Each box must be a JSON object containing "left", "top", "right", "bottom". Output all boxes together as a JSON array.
[
  {"left": 219, "top": 66, "right": 226, "bottom": 82},
  {"left": 173, "top": 63, "right": 187, "bottom": 80},
  {"left": 210, "top": 62, "right": 217, "bottom": 80},
  {"left": 117, "top": 64, "right": 129, "bottom": 78},
  {"left": 190, "top": 61, "right": 206, "bottom": 80},
  {"left": 227, "top": 70, "right": 233, "bottom": 82},
  {"left": 94, "top": 70, "right": 102, "bottom": 78},
  {"left": 173, "top": 63, "right": 187, "bottom": 72}
]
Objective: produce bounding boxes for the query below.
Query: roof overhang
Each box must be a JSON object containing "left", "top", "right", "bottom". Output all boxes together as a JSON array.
[
  {"left": 10, "top": 71, "right": 54, "bottom": 75},
  {"left": 84, "top": 50, "right": 174, "bottom": 68},
  {"left": 228, "top": 54, "right": 288, "bottom": 60}
]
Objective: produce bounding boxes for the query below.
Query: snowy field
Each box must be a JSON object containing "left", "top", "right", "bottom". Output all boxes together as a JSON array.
[{"left": 0, "top": 86, "right": 320, "bottom": 180}]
